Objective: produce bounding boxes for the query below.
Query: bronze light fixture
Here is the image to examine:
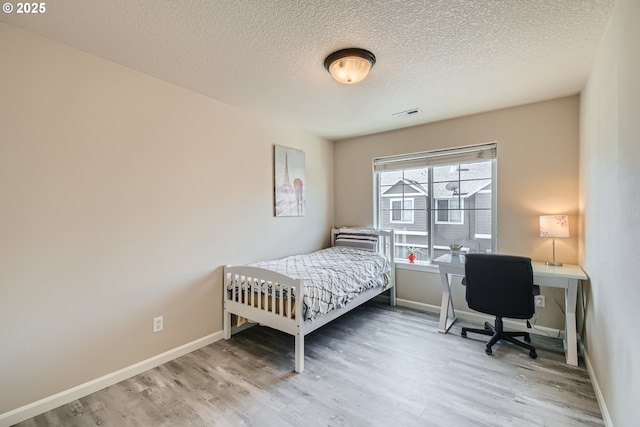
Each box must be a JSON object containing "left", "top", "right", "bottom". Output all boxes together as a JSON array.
[{"left": 324, "top": 48, "right": 376, "bottom": 84}]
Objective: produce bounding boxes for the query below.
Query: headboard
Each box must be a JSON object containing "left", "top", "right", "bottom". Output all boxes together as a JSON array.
[{"left": 330, "top": 227, "right": 395, "bottom": 275}]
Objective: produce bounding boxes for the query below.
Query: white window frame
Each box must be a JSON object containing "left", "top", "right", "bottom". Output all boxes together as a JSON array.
[{"left": 373, "top": 143, "right": 497, "bottom": 265}]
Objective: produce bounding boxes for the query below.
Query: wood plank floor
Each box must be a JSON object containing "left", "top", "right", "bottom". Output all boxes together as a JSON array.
[{"left": 16, "top": 301, "right": 604, "bottom": 426}]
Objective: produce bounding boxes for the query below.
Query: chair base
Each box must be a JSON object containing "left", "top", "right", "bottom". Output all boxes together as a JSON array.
[{"left": 461, "top": 318, "right": 537, "bottom": 359}]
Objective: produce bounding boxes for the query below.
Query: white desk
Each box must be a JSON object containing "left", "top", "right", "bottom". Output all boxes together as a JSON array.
[{"left": 433, "top": 254, "right": 587, "bottom": 366}]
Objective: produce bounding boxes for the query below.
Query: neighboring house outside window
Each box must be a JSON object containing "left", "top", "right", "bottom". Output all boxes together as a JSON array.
[
  {"left": 474, "top": 190, "right": 492, "bottom": 239},
  {"left": 374, "top": 143, "right": 496, "bottom": 264}
]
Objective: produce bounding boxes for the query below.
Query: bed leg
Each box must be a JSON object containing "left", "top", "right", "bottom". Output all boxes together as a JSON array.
[
  {"left": 223, "top": 305, "right": 231, "bottom": 340},
  {"left": 294, "top": 332, "right": 304, "bottom": 373},
  {"left": 390, "top": 284, "right": 397, "bottom": 307}
]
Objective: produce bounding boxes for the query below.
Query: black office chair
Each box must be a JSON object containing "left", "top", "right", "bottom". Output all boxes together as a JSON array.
[{"left": 461, "top": 254, "right": 538, "bottom": 359}]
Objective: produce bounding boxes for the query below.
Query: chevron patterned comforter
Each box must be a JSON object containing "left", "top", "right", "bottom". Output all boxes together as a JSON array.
[{"left": 248, "top": 246, "right": 391, "bottom": 321}]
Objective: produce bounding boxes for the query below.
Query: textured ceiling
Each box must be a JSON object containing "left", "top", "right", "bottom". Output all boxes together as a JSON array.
[{"left": 0, "top": 0, "right": 615, "bottom": 140}]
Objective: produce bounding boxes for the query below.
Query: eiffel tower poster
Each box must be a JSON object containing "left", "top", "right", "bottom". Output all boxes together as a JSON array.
[{"left": 274, "top": 145, "right": 305, "bottom": 217}]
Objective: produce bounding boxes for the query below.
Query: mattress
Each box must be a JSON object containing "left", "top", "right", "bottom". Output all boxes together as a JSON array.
[{"left": 245, "top": 246, "right": 391, "bottom": 321}]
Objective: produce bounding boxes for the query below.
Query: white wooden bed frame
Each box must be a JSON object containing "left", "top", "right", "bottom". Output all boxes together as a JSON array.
[{"left": 223, "top": 228, "right": 395, "bottom": 373}]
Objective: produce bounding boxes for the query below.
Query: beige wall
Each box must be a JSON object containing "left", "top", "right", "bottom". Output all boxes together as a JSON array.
[
  {"left": 0, "top": 24, "right": 333, "bottom": 415},
  {"left": 335, "top": 96, "right": 580, "bottom": 330},
  {"left": 580, "top": 0, "right": 639, "bottom": 425}
]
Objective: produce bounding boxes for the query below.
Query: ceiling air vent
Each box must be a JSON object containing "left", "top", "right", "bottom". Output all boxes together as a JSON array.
[{"left": 392, "top": 108, "right": 422, "bottom": 118}]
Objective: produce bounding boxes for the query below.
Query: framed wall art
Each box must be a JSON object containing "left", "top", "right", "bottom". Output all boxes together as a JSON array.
[{"left": 274, "top": 145, "right": 305, "bottom": 217}]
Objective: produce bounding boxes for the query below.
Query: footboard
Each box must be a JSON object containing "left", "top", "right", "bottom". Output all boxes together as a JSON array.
[{"left": 223, "top": 265, "right": 306, "bottom": 372}]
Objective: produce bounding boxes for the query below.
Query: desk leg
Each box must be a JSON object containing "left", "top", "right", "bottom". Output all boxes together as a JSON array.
[
  {"left": 438, "top": 271, "right": 457, "bottom": 333},
  {"left": 564, "top": 280, "right": 579, "bottom": 366}
]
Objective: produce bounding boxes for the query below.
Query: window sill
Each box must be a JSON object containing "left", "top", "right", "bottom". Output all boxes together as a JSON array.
[{"left": 394, "top": 261, "right": 440, "bottom": 274}]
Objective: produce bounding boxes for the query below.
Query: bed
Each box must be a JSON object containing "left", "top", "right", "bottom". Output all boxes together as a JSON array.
[{"left": 223, "top": 227, "right": 396, "bottom": 372}]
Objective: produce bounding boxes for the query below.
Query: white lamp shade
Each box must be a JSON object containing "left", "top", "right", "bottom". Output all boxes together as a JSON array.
[
  {"left": 327, "top": 56, "right": 372, "bottom": 84},
  {"left": 539, "top": 215, "right": 569, "bottom": 238}
]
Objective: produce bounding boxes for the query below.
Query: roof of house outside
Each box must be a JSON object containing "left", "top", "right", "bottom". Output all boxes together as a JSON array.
[{"left": 381, "top": 161, "right": 491, "bottom": 199}]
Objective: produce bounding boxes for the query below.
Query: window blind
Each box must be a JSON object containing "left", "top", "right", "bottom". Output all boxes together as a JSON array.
[{"left": 373, "top": 142, "right": 497, "bottom": 172}]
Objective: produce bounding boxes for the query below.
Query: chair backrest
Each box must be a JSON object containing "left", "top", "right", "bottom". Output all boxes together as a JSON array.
[{"left": 463, "top": 253, "right": 535, "bottom": 319}]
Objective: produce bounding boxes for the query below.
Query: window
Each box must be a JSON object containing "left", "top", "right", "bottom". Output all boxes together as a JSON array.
[
  {"left": 374, "top": 143, "right": 496, "bottom": 264},
  {"left": 390, "top": 198, "right": 414, "bottom": 223},
  {"left": 435, "top": 198, "right": 463, "bottom": 224}
]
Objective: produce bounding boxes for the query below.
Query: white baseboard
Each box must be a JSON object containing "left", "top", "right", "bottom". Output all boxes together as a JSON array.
[
  {"left": 0, "top": 331, "right": 224, "bottom": 427},
  {"left": 396, "top": 298, "right": 562, "bottom": 338},
  {"left": 396, "top": 298, "right": 442, "bottom": 315},
  {"left": 581, "top": 341, "right": 613, "bottom": 427}
]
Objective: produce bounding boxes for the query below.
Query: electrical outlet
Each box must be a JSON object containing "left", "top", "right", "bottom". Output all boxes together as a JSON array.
[
  {"left": 153, "top": 316, "right": 163, "bottom": 333},
  {"left": 534, "top": 296, "right": 546, "bottom": 308}
]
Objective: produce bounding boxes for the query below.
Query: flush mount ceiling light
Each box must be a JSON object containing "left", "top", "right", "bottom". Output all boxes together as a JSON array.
[{"left": 324, "top": 48, "right": 376, "bottom": 84}]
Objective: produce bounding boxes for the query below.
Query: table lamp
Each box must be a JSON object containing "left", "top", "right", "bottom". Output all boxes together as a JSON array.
[{"left": 539, "top": 215, "right": 569, "bottom": 266}]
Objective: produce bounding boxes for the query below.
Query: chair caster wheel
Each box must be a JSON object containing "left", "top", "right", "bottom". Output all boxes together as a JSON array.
[
  {"left": 461, "top": 330, "right": 467, "bottom": 337},
  {"left": 524, "top": 335, "right": 531, "bottom": 343},
  {"left": 529, "top": 351, "right": 537, "bottom": 359},
  {"left": 485, "top": 347, "right": 493, "bottom": 355}
]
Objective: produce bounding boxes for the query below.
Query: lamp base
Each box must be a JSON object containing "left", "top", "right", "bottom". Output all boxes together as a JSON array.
[{"left": 545, "top": 261, "right": 563, "bottom": 267}]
